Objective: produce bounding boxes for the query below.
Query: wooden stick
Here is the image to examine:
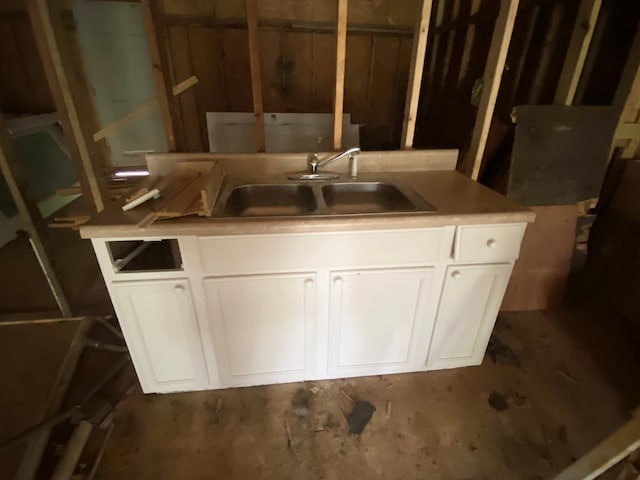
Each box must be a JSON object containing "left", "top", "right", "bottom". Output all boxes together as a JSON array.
[
  {"left": 51, "top": 420, "right": 93, "bottom": 480},
  {"left": 401, "top": 0, "right": 432, "bottom": 149},
  {"left": 246, "top": 0, "right": 266, "bottom": 152},
  {"left": 87, "top": 422, "right": 115, "bottom": 480},
  {"left": 0, "top": 316, "right": 84, "bottom": 327},
  {"left": 554, "top": 0, "right": 602, "bottom": 105},
  {"left": 141, "top": 0, "right": 176, "bottom": 150},
  {"left": 172, "top": 75, "right": 199, "bottom": 96},
  {"left": 333, "top": 0, "right": 348, "bottom": 150},
  {"left": 460, "top": 0, "right": 520, "bottom": 180}
]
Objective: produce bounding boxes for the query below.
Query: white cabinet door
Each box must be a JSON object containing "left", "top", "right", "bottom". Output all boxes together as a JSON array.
[
  {"left": 111, "top": 279, "right": 208, "bottom": 393},
  {"left": 203, "top": 273, "right": 316, "bottom": 387},
  {"left": 328, "top": 268, "right": 436, "bottom": 377},
  {"left": 427, "top": 264, "right": 511, "bottom": 370}
]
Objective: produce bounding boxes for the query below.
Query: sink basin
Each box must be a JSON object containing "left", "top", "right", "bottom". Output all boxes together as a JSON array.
[
  {"left": 224, "top": 184, "right": 316, "bottom": 216},
  {"left": 322, "top": 182, "right": 417, "bottom": 214}
]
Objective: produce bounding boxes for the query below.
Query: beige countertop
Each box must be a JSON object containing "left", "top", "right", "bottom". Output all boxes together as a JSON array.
[{"left": 80, "top": 151, "right": 534, "bottom": 239}]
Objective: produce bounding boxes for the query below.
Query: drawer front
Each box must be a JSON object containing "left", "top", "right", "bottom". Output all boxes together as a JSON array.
[
  {"left": 454, "top": 224, "right": 526, "bottom": 264},
  {"left": 198, "top": 228, "right": 450, "bottom": 275}
]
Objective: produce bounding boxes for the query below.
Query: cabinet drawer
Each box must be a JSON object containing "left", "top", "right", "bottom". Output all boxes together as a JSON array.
[
  {"left": 454, "top": 224, "right": 526, "bottom": 263},
  {"left": 198, "top": 229, "right": 450, "bottom": 274}
]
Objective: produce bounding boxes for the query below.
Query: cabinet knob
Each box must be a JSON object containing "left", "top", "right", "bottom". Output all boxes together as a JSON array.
[
  {"left": 174, "top": 284, "right": 185, "bottom": 294},
  {"left": 487, "top": 238, "right": 498, "bottom": 249},
  {"left": 334, "top": 277, "right": 343, "bottom": 287},
  {"left": 304, "top": 278, "right": 314, "bottom": 287},
  {"left": 451, "top": 271, "right": 462, "bottom": 280}
]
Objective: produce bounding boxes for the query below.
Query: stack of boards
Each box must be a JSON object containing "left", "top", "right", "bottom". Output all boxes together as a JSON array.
[{"left": 124, "top": 161, "right": 222, "bottom": 225}]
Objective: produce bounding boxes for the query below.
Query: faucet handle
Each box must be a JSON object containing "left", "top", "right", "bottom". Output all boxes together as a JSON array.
[{"left": 308, "top": 152, "right": 319, "bottom": 174}]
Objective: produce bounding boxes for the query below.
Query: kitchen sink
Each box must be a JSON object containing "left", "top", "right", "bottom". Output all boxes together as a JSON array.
[
  {"left": 224, "top": 184, "right": 316, "bottom": 216},
  {"left": 322, "top": 182, "right": 416, "bottom": 214},
  {"left": 214, "top": 177, "right": 436, "bottom": 217}
]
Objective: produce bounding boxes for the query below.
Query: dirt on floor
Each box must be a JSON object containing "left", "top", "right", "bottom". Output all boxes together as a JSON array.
[{"left": 86, "top": 308, "right": 640, "bottom": 480}]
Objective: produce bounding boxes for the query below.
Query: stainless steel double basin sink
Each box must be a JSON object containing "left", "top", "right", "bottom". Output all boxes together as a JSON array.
[{"left": 213, "top": 176, "right": 436, "bottom": 217}]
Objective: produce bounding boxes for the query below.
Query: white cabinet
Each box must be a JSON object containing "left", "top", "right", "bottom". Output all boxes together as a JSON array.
[
  {"left": 111, "top": 279, "right": 208, "bottom": 393},
  {"left": 328, "top": 268, "right": 436, "bottom": 377},
  {"left": 426, "top": 264, "right": 511, "bottom": 370},
  {"left": 203, "top": 273, "right": 317, "bottom": 387}
]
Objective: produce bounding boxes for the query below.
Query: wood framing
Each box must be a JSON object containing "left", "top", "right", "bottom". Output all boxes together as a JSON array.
[
  {"left": 27, "top": 0, "right": 107, "bottom": 213},
  {"left": 246, "top": 0, "right": 266, "bottom": 152},
  {"left": 460, "top": 0, "right": 520, "bottom": 180},
  {"left": 333, "top": 0, "right": 348, "bottom": 150},
  {"left": 0, "top": 112, "right": 71, "bottom": 317},
  {"left": 141, "top": 0, "right": 177, "bottom": 151},
  {"left": 401, "top": 0, "right": 433, "bottom": 149},
  {"left": 554, "top": 0, "right": 602, "bottom": 105},
  {"left": 612, "top": 25, "right": 640, "bottom": 159}
]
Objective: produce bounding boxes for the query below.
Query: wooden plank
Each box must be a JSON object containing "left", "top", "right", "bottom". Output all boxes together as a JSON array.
[
  {"left": 246, "top": 0, "right": 265, "bottom": 152},
  {"left": 92, "top": 99, "right": 157, "bottom": 142},
  {"left": 554, "top": 0, "right": 602, "bottom": 105},
  {"left": 172, "top": 75, "right": 199, "bottom": 96},
  {"left": 400, "top": 0, "right": 432, "bottom": 149},
  {"left": 199, "top": 161, "right": 223, "bottom": 216},
  {"left": 553, "top": 412, "right": 640, "bottom": 480},
  {"left": 0, "top": 111, "right": 71, "bottom": 317},
  {"left": 458, "top": 0, "right": 482, "bottom": 86},
  {"left": 141, "top": 0, "right": 176, "bottom": 151},
  {"left": 27, "top": 0, "right": 106, "bottom": 213},
  {"left": 333, "top": 0, "right": 348, "bottom": 150},
  {"left": 258, "top": 28, "right": 283, "bottom": 113},
  {"left": 460, "top": 0, "right": 520, "bottom": 180}
]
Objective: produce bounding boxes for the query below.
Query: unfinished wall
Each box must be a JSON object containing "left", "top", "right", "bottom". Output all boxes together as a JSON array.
[
  {"left": 0, "top": 3, "right": 55, "bottom": 114},
  {"left": 152, "top": 0, "right": 419, "bottom": 152}
]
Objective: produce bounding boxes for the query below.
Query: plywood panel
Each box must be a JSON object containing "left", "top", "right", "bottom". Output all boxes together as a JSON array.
[
  {"left": 6, "top": 15, "right": 53, "bottom": 112},
  {"left": 0, "top": 21, "right": 32, "bottom": 112},
  {"left": 259, "top": 28, "right": 284, "bottom": 113},
  {"left": 312, "top": 32, "right": 334, "bottom": 113},
  {"left": 283, "top": 31, "right": 314, "bottom": 113},
  {"left": 345, "top": 34, "right": 372, "bottom": 125},
  {"left": 168, "top": 25, "right": 201, "bottom": 151},
  {"left": 363, "top": 36, "right": 401, "bottom": 149},
  {"left": 221, "top": 28, "right": 252, "bottom": 112},
  {"left": 188, "top": 25, "right": 227, "bottom": 150}
]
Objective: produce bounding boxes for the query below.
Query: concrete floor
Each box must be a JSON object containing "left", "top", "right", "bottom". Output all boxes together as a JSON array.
[{"left": 92, "top": 308, "right": 640, "bottom": 480}]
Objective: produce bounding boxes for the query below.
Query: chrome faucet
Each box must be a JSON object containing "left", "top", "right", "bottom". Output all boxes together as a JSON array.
[{"left": 309, "top": 147, "right": 361, "bottom": 174}]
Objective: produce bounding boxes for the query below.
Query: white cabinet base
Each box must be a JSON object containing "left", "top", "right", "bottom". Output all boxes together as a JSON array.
[{"left": 93, "top": 224, "right": 526, "bottom": 393}]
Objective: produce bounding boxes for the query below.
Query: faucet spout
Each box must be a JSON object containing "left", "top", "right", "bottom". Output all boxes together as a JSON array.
[{"left": 310, "top": 147, "right": 361, "bottom": 174}]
